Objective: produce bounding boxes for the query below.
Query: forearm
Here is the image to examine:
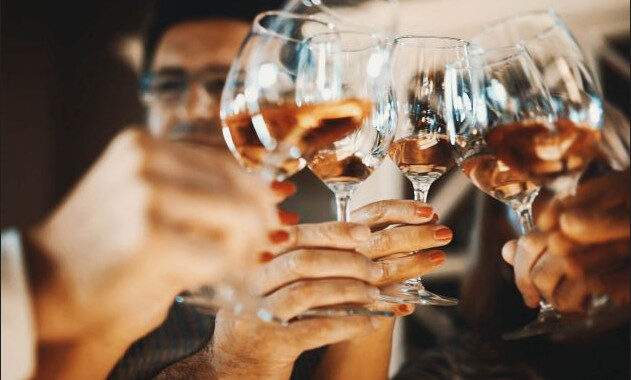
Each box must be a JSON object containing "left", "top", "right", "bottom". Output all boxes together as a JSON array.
[
  {"left": 154, "top": 343, "right": 294, "bottom": 380},
  {"left": 313, "top": 318, "right": 395, "bottom": 380},
  {"left": 34, "top": 327, "right": 132, "bottom": 380}
]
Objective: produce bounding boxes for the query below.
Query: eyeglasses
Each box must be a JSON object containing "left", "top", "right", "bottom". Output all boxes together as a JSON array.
[{"left": 139, "top": 67, "right": 229, "bottom": 106}]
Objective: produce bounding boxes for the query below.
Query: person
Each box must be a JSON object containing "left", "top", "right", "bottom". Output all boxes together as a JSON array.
[
  {"left": 0, "top": 127, "right": 284, "bottom": 379},
  {"left": 501, "top": 169, "right": 629, "bottom": 315},
  {"left": 392, "top": 168, "right": 629, "bottom": 380},
  {"left": 108, "top": 2, "right": 455, "bottom": 378},
  {"left": 117, "top": 1, "right": 630, "bottom": 379}
]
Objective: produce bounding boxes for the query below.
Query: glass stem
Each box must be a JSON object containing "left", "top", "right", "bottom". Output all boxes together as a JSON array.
[
  {"left": 537, "top": 300, "right": 560, "bottom": 322},
  {"left": 517, "top": 206, "right": 535, "bottom": 234},
  {"left": 409, "top": 179, "right": 433, "bottom": 289},
  {"left": 335, "top": 192, "right": 352, "bottom": 222},
  {"left": 411, "top": 179, "right": 433, "bottom": 203}
]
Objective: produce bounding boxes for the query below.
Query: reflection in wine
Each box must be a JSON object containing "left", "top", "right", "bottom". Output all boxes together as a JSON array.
[{"left": 223, "top": 98, "right": 372, "bottom": 179}]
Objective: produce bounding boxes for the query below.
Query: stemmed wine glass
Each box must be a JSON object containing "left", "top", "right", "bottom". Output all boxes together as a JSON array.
[
  {"left": 448, "top": 46, "right": 551, "bottom": 234},
  {"left": 296, "top": 30, "right": 397, "bottom": 222},
  {"left": 446, "top": 45, "right": 605, "bottom": 339},
  {"left": 221, "top": 11, "right": 336, "bottom": 182},
  {"left": 179, "top": 12, "right": 338, "bottom": 321},
  {"left": 473, "top": 11, "right": 606, "bottom": 338},
  {"left": 379, "top": 36, "right": 474, "bottom": 306},
  {"left": 281, "top": 0, "right": 399, "bottom": 37},
  {"left": 219, "top": 12, "right": 394, "bottom": 321},
  {"left": 474, "top": 9, "right": 604, "bottom": 194}
]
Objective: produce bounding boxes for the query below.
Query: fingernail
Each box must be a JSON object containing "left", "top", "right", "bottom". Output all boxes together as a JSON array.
[
  {"left": 271, "top": 181, "right": 297, "bottom": 196},
  {"left": 278, "top": 209, "right": 300, "bottom": 225},
  {"left": 258, "top": 251, "right": 275, "bottom": 263},
  {"left": 368, "top": 287, "right": 381, "bottom": 300},
  {"left": 350, "top": 225, "right": 371, "bottom": 241},
  {"left": 427, "top": 250, "right": 445, "bottom": 265},
  {"left": 396, "top": 304, "right": 413, "bottom": 315},
  {"left": 433, "top": 227, "right": 453, "bottom": 241},
  {"left": 416, "top": 206, "right": 434, "bottom": 218},
  {"left": 268, "top": 230, "right": 290, "bottom": 244},
  {"left": 370, "top": 265, "right": 385, "bottom": 281}
]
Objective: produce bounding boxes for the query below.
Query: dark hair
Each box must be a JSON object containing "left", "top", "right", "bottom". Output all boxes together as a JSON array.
[
  {"left": 394, "top": 333, "right": 542, "bottom": 380},
  {"left": 141, "top": 0, "right": 284, "bottom": 73}
]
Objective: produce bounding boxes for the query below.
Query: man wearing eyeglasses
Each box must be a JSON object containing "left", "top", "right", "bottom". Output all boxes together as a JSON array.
[{"left": 107, "top": 1, "right": 455, "bottom": 379}]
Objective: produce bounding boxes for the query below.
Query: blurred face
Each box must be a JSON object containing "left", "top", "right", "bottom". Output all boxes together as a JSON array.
[{"left": 145, "top": 19, "right": 249, "bottom": 144}]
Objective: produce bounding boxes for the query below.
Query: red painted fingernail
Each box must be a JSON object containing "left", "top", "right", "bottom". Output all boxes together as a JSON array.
[
  {"left": 396, "top": 304, "right": 412, "bottom": 315},
  {"left": 416, "top": 206, "right": 434, "bottom": 218},
  {"left": 259, "top": 251, "right": 275, "bottom": 263},
  {"left": 271, "top": 181, "right": 297, "bottom": 196},
  {"left": 434, "top": 227, "right": 453, "bottom": 241},
  {"left": 278, "top": 209, "right": 300, "bottom": 225},
  {"left": 268, "top": 230, "right": 290, "bottom": 244},
  {"left": 427, "top": 250, "right": 445, "bottom": 265}
]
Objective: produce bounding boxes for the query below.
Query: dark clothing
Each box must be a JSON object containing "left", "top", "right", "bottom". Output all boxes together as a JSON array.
[
  {"left": 108, "top": 169, "right": 333, "bottom": 379},
  {"left": 108, "top": 302, "right": 214, "bottom": 380}
]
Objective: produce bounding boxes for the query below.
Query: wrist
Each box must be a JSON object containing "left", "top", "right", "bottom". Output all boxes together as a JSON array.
[
  {"left": 209, "top": 344, "right": 295, "bottom": 380},
  {"left": 23, "top": 228, "right": 84, "bottom": 342},
  {"left": 35, "top": 325, "right": 131, "bottom": 379}
]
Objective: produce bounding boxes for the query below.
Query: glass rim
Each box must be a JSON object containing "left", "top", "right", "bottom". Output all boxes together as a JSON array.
[
  {"left": 251, "top": 10, "right": 336, "bottom": 43},
  {"left": 478, "top": 8, "right": 565, "bottom": 46},
  {"left": 305, "top": 30, "right": 385, "bottom": 52},
  {"left": 393, "top": 35, "right": 470, "bottom": 50},
  {"left": 472, "top": 44, "right": 528, "bottom": 67}
]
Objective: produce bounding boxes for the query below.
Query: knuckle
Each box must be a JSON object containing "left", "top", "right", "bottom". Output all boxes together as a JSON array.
[
  {"left": 372, "top": 231, "right": 391, "bottom": 250},
  {"left": 282, "top": 283, "right": 309, "bottom": 306},
  {"left": 286, "top": 250, "right": 313, "bottom": 275},
  {"left": 294, "top": 281, "right": 316, "bottom": 299},
  {"left": 371, "top": 202, "right": 387, "bottom": 222},
  {"left": 530, "top": 264, "right": 545, "bottom": 286},
  {"left": 564, "top": 257, "right": 586, "bottom": 277}
]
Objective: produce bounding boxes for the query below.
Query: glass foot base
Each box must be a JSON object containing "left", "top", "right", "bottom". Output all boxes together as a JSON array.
[
  {"left": 294, "top": 306, "right": 394, "bottom": 320},
  {"left": 503, "top": 308, "right": 565, "bottom": 340},
  {"left": 379, "top": 281, "right": 458, "bottom": 306},
  {"left": 178, "top": 292, "right": 393, "bottom": 324}
]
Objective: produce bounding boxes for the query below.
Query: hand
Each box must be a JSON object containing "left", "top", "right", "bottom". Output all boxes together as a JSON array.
[
  {"left": 502, "top": 170, "right": 630, "bottom": 313},
  {"left": 352, "top": 199, "right": 451, "bottom": 287},
  {"left": 27, "top": 129, "right": 280, "bottom": 377},
  {"left": 208, "top": 200, "right": 452, "bottom": 380}
]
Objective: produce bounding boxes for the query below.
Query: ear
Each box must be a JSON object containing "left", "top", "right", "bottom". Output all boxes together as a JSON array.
[{"left": 114, "top": 33, "right": 143, "bottom": 74}]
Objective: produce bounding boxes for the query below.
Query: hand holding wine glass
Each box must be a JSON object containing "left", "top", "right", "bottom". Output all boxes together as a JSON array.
[
  {"left": 466, "top": 11, "right": 607, "bottom": 339},
  {"left": 377, "top": 35, "right": 473, "bottom": 306},
  {"left": 219, "top": 14, "right": 399, "bottom": 320},
  {"left": 501, "top": 170, "right": 629, "bottom": 321}
]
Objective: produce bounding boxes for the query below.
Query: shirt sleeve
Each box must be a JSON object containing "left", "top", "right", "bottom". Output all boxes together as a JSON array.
[{"left": 2, "top": 229, "right": 36, "bottom": 380}]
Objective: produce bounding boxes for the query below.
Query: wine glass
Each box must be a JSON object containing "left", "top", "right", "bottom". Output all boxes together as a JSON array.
[
  {"left": 474, "top": 11, "right": 607, "bottom": 338},
  {"left": 296, "top": 30, "right": 397, "bottom": 222},
  {"left": 447, "top": 45, "right": 607, "bottom": 339},
  {"left": 379, "top": 35, "right": 474, "bottom": 306},
  {"left": 221, "top": 13, "right": 395, "bottom": 321},
  {"left": 175, "top": 12, "right": 336, "bottom": 321},
  {"left": 221, "top": 11, "right": 336, "bottom": 183},
  {"left": 280, "top": 0, "right": 399, "bottom": 37},
  {"left": 474, "top": 9, "right": 604, "bottom": 194},
  {"left": 448, "top": 46, "right": 551, "bottom": 233}
]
